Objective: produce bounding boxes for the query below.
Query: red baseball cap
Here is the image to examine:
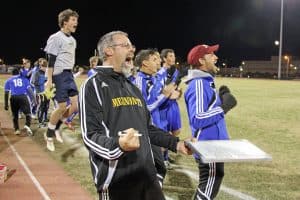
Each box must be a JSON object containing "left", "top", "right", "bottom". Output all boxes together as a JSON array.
[{"left": 187, "top": 44, "right": 219, "bottom": 65}]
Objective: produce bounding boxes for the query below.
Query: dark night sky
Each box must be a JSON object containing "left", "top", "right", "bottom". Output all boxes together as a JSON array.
[{"left": 1, "top": 0, "right": 300, "bottom": 67}]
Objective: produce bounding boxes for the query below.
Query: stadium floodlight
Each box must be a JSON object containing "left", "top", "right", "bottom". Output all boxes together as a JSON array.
[{"left": 278, "top": 0, "right": 284, "bottom": 80}]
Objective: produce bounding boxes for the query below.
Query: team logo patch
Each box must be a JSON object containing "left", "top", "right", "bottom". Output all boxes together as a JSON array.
[
  {"left": 101, "top": 82, "right": 108, "bottom": 88},
  {"left": 112, "top": 97, "right": 142, "bottom": 107}
]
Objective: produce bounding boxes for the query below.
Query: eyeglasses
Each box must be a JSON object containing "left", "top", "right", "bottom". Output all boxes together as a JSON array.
[{"left": 110, "top": 43, "right": 134, "bottom": 49}]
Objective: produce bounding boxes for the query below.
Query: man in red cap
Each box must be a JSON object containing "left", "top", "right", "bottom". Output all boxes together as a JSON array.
[{"left": 184, "top": 44, "right": 237, "bottom": 200}]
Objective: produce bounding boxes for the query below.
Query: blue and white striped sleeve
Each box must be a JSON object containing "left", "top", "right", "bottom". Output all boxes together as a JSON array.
[
  {"left": 146, "top": 78, "right": 167, "bottom": 112},
  {"left": 79, "top": 78, "right": 124, "bottom": 160},
  {"left": 135, "top": 76, "right": 167, "bottom": 112},
  {"left": 186, "top": 79, "right": 224, "bottom": 129}
]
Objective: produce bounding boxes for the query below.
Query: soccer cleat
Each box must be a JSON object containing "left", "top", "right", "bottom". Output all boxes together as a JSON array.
[
  {"left": 24, "top": 125, "right": 33, "bottom": 136},
  {"left": 55, "top": 130, "right": 63, "bottom": 143},
  {"left": 44, "top": 133, "right": 55, "bottom": 152},
  {"left": 14, "top": 130, "right": 20, "bottom": 135}
]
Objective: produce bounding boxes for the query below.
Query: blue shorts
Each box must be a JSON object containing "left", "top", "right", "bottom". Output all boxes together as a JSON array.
[
  {"left": 160, "top": 100, "right": 181, "bottom": 132},
  {"left": 53, "top": 70, "right": 78, "bottom": 103},
  {"left": 166, "top": 100, "right": 181, "bottom": 131}
]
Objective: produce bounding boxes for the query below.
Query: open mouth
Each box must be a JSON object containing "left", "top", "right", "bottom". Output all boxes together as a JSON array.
[{"left": 125, "top": 57, "right": 132, "bottom": 62}]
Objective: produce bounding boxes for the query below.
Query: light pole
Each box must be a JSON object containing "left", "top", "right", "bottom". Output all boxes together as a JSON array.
[
  {"left": 240, "top": 61, "right": 245, "bottom": 78},
  {"left": 278, "top": 0, "right": 284, "bottom": 80},
  {"left": 284, "top": 55, "right": 290, "bottom": 77},
  {"left": 239, "top": 66, "right": 243, "bottom": 78}
]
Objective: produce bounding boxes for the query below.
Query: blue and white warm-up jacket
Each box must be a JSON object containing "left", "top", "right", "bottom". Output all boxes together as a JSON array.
[
  {"left": 184, "top": 69, "right": 229, "bottom": 142},
  {"left": 134, "top": 71, "right": 168, "bottom": 129}
]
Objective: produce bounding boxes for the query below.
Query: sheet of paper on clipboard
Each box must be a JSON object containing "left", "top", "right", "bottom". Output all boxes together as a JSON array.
[{"left": 185, "top": 139, "right": 272, "bottom": 163}]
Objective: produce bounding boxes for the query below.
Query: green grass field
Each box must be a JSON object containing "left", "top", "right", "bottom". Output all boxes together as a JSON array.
[{"left": 1, "top": 75, "right": 299, "bottom": 200}]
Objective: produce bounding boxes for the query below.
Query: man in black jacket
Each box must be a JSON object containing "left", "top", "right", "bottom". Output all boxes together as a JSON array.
[{"left": 79, "top": 31, "right": 192, "bottom": 200}]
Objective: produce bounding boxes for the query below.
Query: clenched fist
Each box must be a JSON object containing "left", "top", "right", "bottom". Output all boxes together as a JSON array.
[{"left": 118, "top": 128, "right": 141, "bottom": 151}]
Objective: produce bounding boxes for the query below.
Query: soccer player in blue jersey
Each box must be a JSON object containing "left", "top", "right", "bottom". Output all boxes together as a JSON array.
[
  {"left": 157, "top": 49, "right": 182, "bottom": 168},
  {"left": 134, "top": 49, "right": 176, "bottom": 130},
  {"left": 134, "top": 49, "right": 177, "bottom": 186},
  {"left": 158, "top": 49, "right": 182, "bottom": 136},
  {"left": 184, "top": 44, "right": 237, "bottom": 200},
  {"left": 4, "top": 68, "right": 36, "bottom": 135},
  {"left": 43, "top": 9, "right": 79, "bottom": 151}
]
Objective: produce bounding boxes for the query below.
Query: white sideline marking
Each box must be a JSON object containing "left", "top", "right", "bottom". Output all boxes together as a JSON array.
[
  {"left": 174, "top": 167, "right": 257, "bottom": 200},
  {"left": 165, "top": 195, "right": 174, "bottom": 200},
  {"left": 0, "top": 130, "right": 51, "bottom": 200}
]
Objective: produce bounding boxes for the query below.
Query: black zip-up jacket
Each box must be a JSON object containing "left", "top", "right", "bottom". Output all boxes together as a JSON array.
[{"left": 79, "top": 70, "right": 179, "bottom": 192}]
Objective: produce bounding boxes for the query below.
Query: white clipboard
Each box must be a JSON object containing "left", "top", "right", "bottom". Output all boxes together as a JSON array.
[{"left": 185, "top": 139, "right": 272, "bottom": 163}]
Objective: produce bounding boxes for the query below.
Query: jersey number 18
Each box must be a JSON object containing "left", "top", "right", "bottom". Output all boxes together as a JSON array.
[{"left": 13, "top": 79, "right": 23, "bottom": 87}]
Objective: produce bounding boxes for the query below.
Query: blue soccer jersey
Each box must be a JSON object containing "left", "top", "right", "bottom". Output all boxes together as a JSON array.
[
  {"left": 156, "top": 66, "right": 179, "bottom": 86},
  {"left": 134, "top": 71, "right": 168, "bottom": 129},
  {"left": 156, "top": 66, "right": 182, "bottom": 132},
  {"left": 5, "top": 75, "right": 31, "bottom": 96},
  {"left": 20, "top": 68, "right": 31, "bottom": 79}
]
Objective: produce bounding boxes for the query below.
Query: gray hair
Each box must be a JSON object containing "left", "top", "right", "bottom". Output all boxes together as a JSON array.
[{"left": 97, "top": 31, "right": 128, "bottom": 62}]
